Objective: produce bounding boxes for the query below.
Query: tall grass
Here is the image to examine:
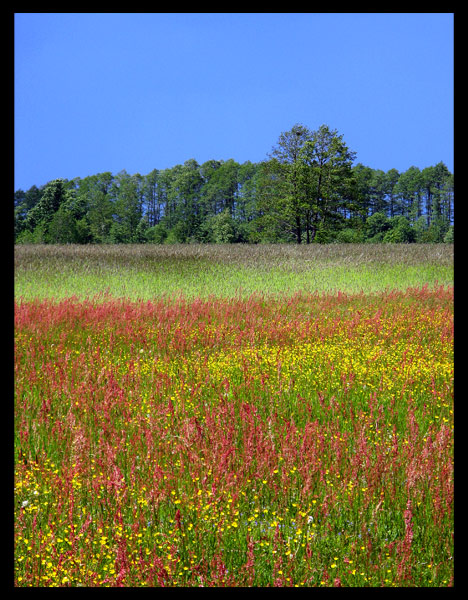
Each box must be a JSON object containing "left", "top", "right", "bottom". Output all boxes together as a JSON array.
[{"left": 14, "top": 244, "right": 453, "bottom": 301}]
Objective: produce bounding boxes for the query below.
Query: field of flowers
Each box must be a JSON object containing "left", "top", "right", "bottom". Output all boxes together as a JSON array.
[{"left": 14, "top": 262, "right": 454, "bottom": 586}]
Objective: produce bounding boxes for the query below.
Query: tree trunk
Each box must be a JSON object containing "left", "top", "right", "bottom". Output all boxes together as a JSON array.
[{"left": 295, "top": 216, "right": 302, "bottom": 243}]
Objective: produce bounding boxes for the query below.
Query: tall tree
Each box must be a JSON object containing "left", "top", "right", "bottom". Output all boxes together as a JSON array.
[
  {"left": 142, "top": 169, "right": 161, "bottom": 227},
  {"left": 255, "top": 159, "right": 292, "bottom": 242},
  {"left": 368, "top": 169, "right": 387, "bottom": 215},
  {"left": 109, "top": 170, "right": 144, "bottom": 243},
  {"left": 199, "top": 159, "right": 224, "bottom": 231},
  {"left": 79, "top": 173, "right": 114, "bottom": 243},
  {"left": 441, "top": 171, "right": 454, "bottom": 226},
  {"left": 352, "top": 164, "right": 375, "bottom": 220},
  {"left": 48, "top": 181, "right": 90, "bottom": 243},
  {"left": 235, "top": 161, "right": 259, "bottom": 236},
  {"left": 167, "top": 159, "right": 204, "bottom": 241},
  {"left": 157, "top": 168, "right": 179, "bottom": 231},
  {"left": 23, "top": 179, "right": 70, "bottom": 240},
  {"left": 297, "top": 125, "right": 357, "bottom": 242},
  {"left": 383, "top": 168, "right": 400, "bottom": 218},
  {"left": 394, "top": 166, "right": 423, "bottom": 223},
  {"left": 422, "top": 162, "right": 452, "bottom": 225},
  {"left": 201, "top": 159, "right": 239, "bottom": 219},
  {"left": 22, "top": 185, "right": 43, "bottom": 213},
  {"left": 267, "top": 123, "right": 314, "bottom": 243}
]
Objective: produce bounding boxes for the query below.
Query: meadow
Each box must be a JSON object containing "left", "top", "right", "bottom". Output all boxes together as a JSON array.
[
  {"left": 15, "top": 243, "right": 453, "bottom": 300},
  {"left": 14, "top": 244, "right": 454, "bottom": 587}
]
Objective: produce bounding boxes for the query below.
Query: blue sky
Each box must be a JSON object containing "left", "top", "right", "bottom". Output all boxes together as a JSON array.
[{"left": 14, "top": 12, "right": 454, "bottom": 191}]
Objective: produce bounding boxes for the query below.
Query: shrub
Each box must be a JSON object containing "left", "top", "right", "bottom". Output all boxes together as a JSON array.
[
  {"left": 145, "top": 223, "right": 168, "bottom": 244},
  {"left": 335, "top": 228, "right": 365, "bottom": 243},
  {"left": 209, "top": 209, "right": 238, "bottom": 243},
  {"left": 165, "top": 222, "right": 187, "bottom": 244},
  {"left": 365, "top": 212, "right": 390, "bottom": 239},
  {"left": 383, "top": 216, "right": 415, "bottom": 243},
  {"left": 443, "top": 225, "right": 454, "bottom": 243}
]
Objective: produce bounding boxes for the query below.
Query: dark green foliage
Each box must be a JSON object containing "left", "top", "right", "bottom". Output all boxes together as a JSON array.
[
  {"left": 335, "top": 227, "right": 366, "bottom": 243},
  {"left": 205, "top": 208, "right": 238, "bottom": 243},
  {"left": 383, "top": 216, "right": 415, "bottom": 243},
  {"left": 20, "top": 179, "right": 74, "bottom": 243},
  {"left": 443, "top": 225, "right": 454, "bottom": 243},
  {"left": 366, "top": 212, "right": 391, "bottom": 238},
  {"left": 15, "top": 125, "right": 453, "bottom": 245},
  {"left": 145, "top": 223, "right": 168, "bottom": 244}
]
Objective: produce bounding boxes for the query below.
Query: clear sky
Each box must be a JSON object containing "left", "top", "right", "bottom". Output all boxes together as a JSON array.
[{"left": 14, "top": 12, "right": 454, "bottom": 191}]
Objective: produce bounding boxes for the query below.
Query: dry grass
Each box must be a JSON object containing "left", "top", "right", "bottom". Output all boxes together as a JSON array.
[
  {"left": 14, "top": 242, "right": 454, "bottom": 269},
  {"left": 14, "top": 243, "right": 453, "bottom": 301}
]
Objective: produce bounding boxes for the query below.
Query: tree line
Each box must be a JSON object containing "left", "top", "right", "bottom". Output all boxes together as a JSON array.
[{"left": 14, "top": 124, "right": 454, "bottom": 245}]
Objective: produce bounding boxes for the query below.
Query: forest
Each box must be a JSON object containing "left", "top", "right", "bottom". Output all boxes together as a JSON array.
[{"left": 14, "top": 124, "right": 454, "bottom": 245}]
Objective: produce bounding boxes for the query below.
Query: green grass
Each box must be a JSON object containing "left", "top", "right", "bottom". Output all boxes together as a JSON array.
[{"left": 14, "top": 243, "right": 453, "bottom": 301}]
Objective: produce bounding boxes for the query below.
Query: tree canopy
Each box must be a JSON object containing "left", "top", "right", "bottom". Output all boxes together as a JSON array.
[{"left": 15, "top": 124, "right": 454, "bottom": 245}]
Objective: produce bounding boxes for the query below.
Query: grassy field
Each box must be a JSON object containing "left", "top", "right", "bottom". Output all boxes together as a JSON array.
[
  {"left": 15, "top": 243, "right": 453, "bottom": 301},
  {"left": 14, "top": 244, "right": 454, "bottom": 587}
]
